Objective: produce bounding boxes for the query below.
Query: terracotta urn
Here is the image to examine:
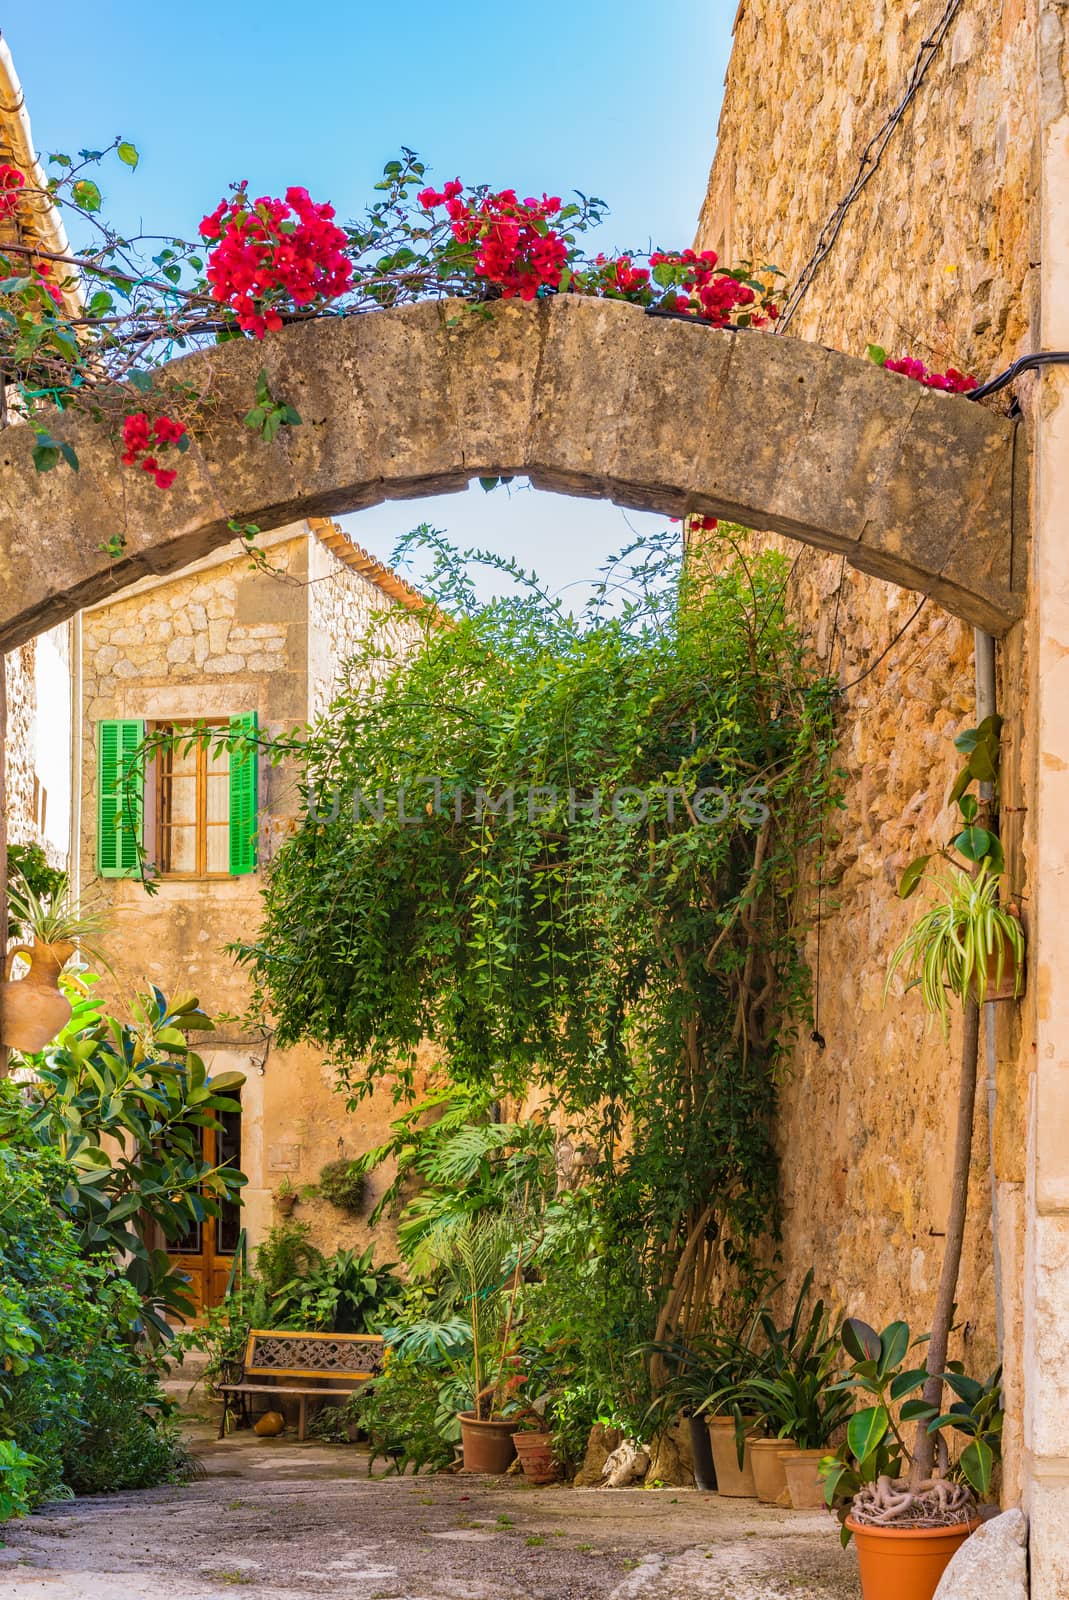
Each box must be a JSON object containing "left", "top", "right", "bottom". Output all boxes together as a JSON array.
[{"left": 0, "top": 940, "right": 74, "bottom": 1053}]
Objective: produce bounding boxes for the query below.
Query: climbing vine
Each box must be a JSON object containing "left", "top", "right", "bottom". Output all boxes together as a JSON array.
[{"left": 236, "top": 527, "right": 839, "bottom": 1342}]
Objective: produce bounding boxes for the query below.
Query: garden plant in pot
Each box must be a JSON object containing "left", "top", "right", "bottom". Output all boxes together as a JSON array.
[
  {"left": 820, "top": 1318, "right": 1003, "bottom": 1600},
  {"left": 683, "top": 1310, "right": 768, "bottom": 1498},
  {"left": 724, "top": 1272, "right": 855, "bottom": 1508},
  {"left": 1, "top": 871, "right": 109, "bottom": 1053},
  {"left": 441, "top": 1213, "right": 530, "bottom": 1474}
]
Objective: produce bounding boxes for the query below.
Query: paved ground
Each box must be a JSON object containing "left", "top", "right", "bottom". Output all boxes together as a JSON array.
[{"left": 0, "top": 1423, "right": 861, "bottom": 1600}]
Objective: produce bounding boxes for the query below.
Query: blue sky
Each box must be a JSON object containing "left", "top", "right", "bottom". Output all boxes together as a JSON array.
[{"left": 7, "top": 4, "right": 736, "bottom": 604}]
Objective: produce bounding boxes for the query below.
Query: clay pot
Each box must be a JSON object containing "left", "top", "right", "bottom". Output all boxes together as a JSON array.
[
  {"left": 706, "top": 1415, "right": 760, "bottom": 1498},
  {"left": 0, "top": 941, "right": 74, "bottom": 1053},
  {"left": 512, "top": 1430, "right": 561, "bottom": 1484},
  {"left": 687, "top": 1414, "right": 717, "bottom": 1491},
  {"left": 275, "top": 1191, "right": 297, "bottom": 1216},
  {"left": 846, "top": 1515, "right": 980, "bottom": 1600},
  {"left": 984, "top": 919, "right": 1025, "bottom": 1002},
  {"left": 782, "top": 1447, "right": 828, "bottom": 1510},
  {"left": 458, "top": 1412, "right": 516, "bottom": 1474},
  {"left": 749, "top": 1436, "right": 794, "bottom": 1504},
  {"left": 254, "top": 1411, "right": 285, "bottom": 1437}
]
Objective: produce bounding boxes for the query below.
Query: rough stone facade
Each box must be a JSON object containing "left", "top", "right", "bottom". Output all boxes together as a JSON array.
[
  {"left": 79, "top": 521, "right": 424, "bottom": 1279},
  {"left": 697, "top": 0, "right": 1038, "bottom": 1493}
]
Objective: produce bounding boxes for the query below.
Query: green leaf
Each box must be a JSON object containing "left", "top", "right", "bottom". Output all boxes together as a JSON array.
[
  {"left": 948, "top": 765, "right": 974, "bottom": 806},
  {"left": 900, "top": 1398, "right": 939, "bottom": 1422},
  {"left": 889, "top": 1367, "right": 930, "bottom": 1402},
  {"left": 846, "top": 1406, "right": 889, "bottom": 1465},
  {"left": 842, "top": 1318, "right": 882, "bottom": 1363},
  {"left": 959, "top": 1437, "right": 994, "bottom": 1494},
  {"left": 866, "top": 344, "right": 888, "bottom": 367},
  {"left": 877, "top": 1321, "right": 910, "bottom": 1377},
  {"left": 117, "top": 141, "right": 140, "bottom": 170},
  {"left": 898, "top": 855, "right": 930, "bottom": 899},
  {"left": 958, "top": 793, "right": 979, "bottom": 824},
  {"left": 72, "top": 179, "right": 102, "bottom": 213},
  {"left": 954, "top": 826, "right": 994, "bottom": 862}
]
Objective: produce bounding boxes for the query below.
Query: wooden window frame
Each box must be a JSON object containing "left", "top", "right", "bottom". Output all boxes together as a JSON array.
[{"left": 153, "top": 718, "right": 232, "bottom": 881}]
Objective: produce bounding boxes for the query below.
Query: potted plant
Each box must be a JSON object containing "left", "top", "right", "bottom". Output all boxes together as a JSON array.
[
  {"left": 688, "top": 1310, "right": 768, "bottom": 1498},
  {"left": 274, "top": 1176, "right": 298, "bottom": 1216},
  {"left": 441, "top": 1214, "right": 529, "bottom": 1474},
  {"left": 731, "top": 1273, "right": 855, "bottom": 1507},
  {"left": 820, "top": 1318, "right": 1002, "bottom": 1600},
  {"left": 885, "top": 861, "right": 1025, "bottom": 1029},
  {"left": 2, "top": 871, "right": 109, "bottom": 1053}
]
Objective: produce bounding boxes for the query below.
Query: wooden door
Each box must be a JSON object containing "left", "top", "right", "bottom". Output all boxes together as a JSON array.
[{"left": 167, "top": 1105, "right": 242, "bottom": 1317}]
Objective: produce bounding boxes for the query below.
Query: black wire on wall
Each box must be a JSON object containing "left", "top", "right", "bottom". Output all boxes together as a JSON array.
[{"left": 776, "top": 0, "right": 966, "bottom": 332}]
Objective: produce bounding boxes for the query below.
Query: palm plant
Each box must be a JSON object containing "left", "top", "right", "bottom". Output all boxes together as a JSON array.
[
  {"left": 884, "top": 861, "right": 1024, "bottom": 1036},
  {"left": 7, "top": 869, "right": 110, "bottom": 965},
  {"left": 728, "top": 1272, "right": 854, "bottom": 1449}
]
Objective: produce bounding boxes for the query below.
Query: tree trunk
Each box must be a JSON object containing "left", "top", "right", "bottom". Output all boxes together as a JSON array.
[{"left": 909, "top": 995, "right": 981, "bottom": 1487}]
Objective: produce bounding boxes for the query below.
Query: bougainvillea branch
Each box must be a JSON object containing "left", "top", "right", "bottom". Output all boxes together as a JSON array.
[{"left": 0, "top": 141, "right": 978, "bottom": 512}]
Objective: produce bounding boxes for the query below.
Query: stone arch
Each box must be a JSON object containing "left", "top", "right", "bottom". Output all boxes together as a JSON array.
[{"left": 0, "top": 297, "right": 1024, "bottom": 649}]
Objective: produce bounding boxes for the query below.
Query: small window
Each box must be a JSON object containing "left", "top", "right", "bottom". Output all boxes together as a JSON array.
[
  {"left": 154, "top": 720, "right": 230, "bottom": 877},
  {"left": 150, "top": 716, "right": 258, "bottom": 879}
]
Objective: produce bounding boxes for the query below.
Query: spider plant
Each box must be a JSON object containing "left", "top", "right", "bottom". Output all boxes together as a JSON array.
[
  {"left": 7, "top": 870, "right": 110, "bottom": 964},
  {"left": 884, "top": 860, "right": 1024, "bottom": 1036}
]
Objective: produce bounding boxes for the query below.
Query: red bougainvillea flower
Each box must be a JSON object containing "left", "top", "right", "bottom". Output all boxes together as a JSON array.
[
  {"left": 121, "top": 412, "right": 187, "bottom": 488},
  {"left": 420, "top": 180, "right": 569, "bottom": 300},
  {"left": 884, "top": 355, "right": 978, "bottom": 393},
  {"left": 691, "top": 514, "right": 719, "bottom": 532},
  {"left": 200, "top": 183, "right": 353, "bottom": 338},
  {"left": 34, "top": 260, "right": 64, "bottom": 308},
  {"left": 648, "top": 248, "right": 781, "bottom": 328},
  {"left": 0, "top": 163, "right": 25, "bottom": 218}
]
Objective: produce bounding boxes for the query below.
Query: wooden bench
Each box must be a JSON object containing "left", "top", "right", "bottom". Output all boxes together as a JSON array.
[{"left": 217, "top": 1329, "right": 385, "bottom": 1440}]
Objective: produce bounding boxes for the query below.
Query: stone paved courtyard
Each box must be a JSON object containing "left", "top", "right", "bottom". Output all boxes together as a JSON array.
[{"left": 0, "top": 1423, "right": 861, "bottom": 1600}]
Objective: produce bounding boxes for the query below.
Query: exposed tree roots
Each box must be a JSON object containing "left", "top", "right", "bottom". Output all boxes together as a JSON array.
[{"left": 851, "top": 1474, "right": 975, "bottom": 1528}]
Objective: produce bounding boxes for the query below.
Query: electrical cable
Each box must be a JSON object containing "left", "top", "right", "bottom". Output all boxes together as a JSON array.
[{"left": 776, "top": 0, "right": 966, "bottom": 331}]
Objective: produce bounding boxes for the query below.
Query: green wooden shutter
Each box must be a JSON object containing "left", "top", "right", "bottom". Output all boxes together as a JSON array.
[
  {"left": 229, "top": 711, "right": 259, "bottom": 876},
  {"left": 97, "top": 719, "right": 145, "bottom": 878}
]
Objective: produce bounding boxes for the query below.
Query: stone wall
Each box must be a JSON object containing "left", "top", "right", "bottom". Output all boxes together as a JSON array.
[
  {"left": 5, "top": 643, "right": 38, "bottom": 848},
  {"left": 307, "top": 535, "right": 423, "bottom": 719},
  {"left": 697, "top": 0, "right": 1037, "bottom": 1482}
]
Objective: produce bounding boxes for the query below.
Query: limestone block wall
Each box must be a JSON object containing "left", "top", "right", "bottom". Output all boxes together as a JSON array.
[
  {"left": 307, "top": 534, "right": 424, "bottom": 719},
  {"left": 698, "top": 0, "right": 1037, "bottom": 1476},
  {"left": 4, "top": 642, "right": 38, "bottom": 848}
]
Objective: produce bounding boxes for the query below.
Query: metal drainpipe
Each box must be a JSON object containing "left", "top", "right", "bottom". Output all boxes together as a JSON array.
[{"left": 973, "top": 626, "right": 1004, "bottom": 1357}]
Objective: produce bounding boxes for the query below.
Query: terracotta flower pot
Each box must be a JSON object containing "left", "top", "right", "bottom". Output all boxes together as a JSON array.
[
  {"left": 782, "top": 1447, "right": 828, "bottom": 1510},
  {"left": 984, "top": 918, "right": 1025, "bottom": 1002},
  {"left": 0, "top": 940, "right": 74, "bottom": 1053},
  {"left": 706, "top": 1415, "right": 760, "bottom": 1498},
  {"left": 458, "top": 1412, "right": 516, "bottom": 1474},
  {"left": 512, "top": 1430, "right": 561, "bottom": 1484},
  {"left": 749, "top": 1436, "right": 794, "bottom": 1504},
  {"left": 275, "top": 1192, "right": 297, "bottom": 1216},
  {"left": 846, "top": 1515, "right": 980, "bottom": 1600}
]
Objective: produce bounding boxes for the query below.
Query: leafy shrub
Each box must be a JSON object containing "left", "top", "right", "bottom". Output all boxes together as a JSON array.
[
  {"left": 315, "top": 1160, "right": 367, "bottom": 1214},
  {"left": 350, "top": 1358, "right": 457, "bottom": 1475},
  {"left": 0, "top": 1143, "right": 193, "bottom": 1514},
  {"left": 62, "top": 1349, "right": 195, "bottom": 1496}
]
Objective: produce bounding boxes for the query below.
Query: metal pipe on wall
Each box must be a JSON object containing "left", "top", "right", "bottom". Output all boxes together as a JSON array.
[{"left": 973, "top": 625, "right": 1004, "bottom": 1358}]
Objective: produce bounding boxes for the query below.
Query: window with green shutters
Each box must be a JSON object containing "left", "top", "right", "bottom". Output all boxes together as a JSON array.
[
  {"left": 96, "top": 715, "right": 259, "bottom": 880},
  {"left": 97, "top": 719, "right": 146, "bottom": 877},
  {"left": 228, "top": 711, "right": 259, "bottom": 876}
]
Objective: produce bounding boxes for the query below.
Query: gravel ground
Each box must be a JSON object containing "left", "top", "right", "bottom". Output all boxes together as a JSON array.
[{"left": 0, "top": 1424, "right": 861, "bottom": 1600}]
